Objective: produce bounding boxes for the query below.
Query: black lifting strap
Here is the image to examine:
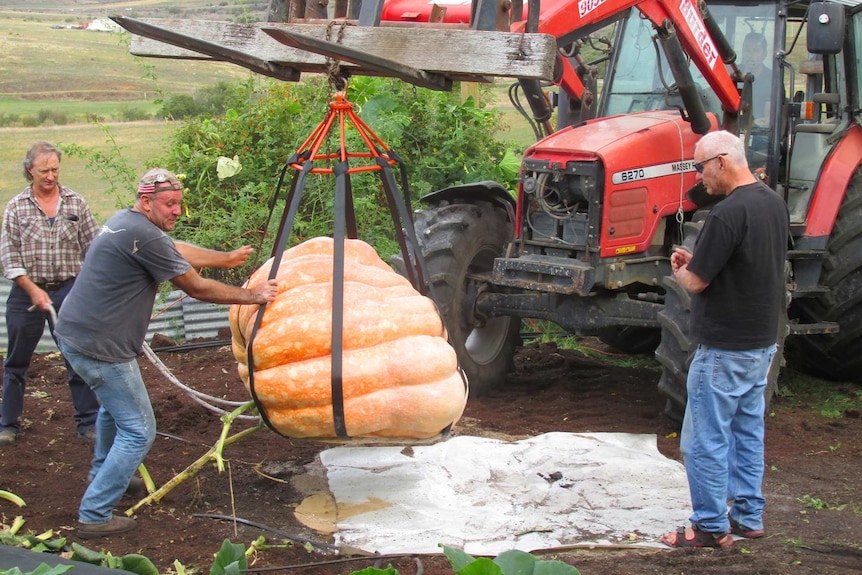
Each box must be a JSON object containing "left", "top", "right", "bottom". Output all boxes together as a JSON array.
[
  {"left": 376, "top": 154, "right": 469, "bottom": 400},
  {"left": 246, "top": 129, "right": 465, "bottom": 439},
  {"left": 245, "top": 155, "right": 313, "bottom": 437},
  {"left": 330, "top": 160, "right": 351, "bottom": 438}
]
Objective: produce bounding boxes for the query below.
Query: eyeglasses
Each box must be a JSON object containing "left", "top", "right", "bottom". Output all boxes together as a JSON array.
[{"left": 693, "top": 153, "right": 727, "bottom": 173}]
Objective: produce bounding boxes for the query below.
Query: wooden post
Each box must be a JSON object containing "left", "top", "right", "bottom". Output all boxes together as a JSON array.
[
  {"left": 305, "top": 0, "right": 329, "bottom": 19},
  {"left": 334, "top": 0, "right": 349, "bottom": 18},
  {"left": 461, "top": 82, "right": 480, "bottom": 104},
  {"left": 288, "top": 0, "right": 305, "bottom": 21},
  {"left": 267, "top": 0, "right": 290, "bottom": 22}
]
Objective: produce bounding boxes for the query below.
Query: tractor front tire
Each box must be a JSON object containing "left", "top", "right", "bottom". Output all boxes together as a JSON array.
[{"left": 396, "top": 199, "right": 520, "bottom": 396}]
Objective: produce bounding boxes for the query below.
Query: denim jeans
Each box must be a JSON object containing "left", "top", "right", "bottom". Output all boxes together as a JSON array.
[
  {"left": 58, "top": 341, "right": 156, "bottom": 524},
  {"left": 1, "top": 283, "right": 98, "bottom": 434},
  {"left": 680, "top": 343, "right": 776, "bottom": 534}
]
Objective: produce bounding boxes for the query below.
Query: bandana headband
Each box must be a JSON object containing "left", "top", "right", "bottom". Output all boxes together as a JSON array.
[
  {"left": 138, "top": 180, "right": 182, "bottom": 194},
  {"left": 137, "top": 171, "right": 182, "bottom": 195}
]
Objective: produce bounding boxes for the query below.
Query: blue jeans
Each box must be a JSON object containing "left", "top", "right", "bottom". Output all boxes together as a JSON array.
[
  {"left": 1, "top": 282, "right": 98, "bottom": 434},
  {"left": 58, "top": 341, "right": 156, "bottom": 524},
  {"left": 680, "top": 343, "right": 776, "bottom": 534}
]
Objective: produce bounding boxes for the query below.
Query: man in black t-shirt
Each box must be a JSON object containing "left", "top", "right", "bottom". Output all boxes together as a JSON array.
[{"left": 661, "top": 130, "right": 789, "bottom": 548}]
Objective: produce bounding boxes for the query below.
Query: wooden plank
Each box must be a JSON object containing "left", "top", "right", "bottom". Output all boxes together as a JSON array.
[
  {"left": 263, "top": 27, "right": 451, "bottom": 91},
  {"left": 114, "top": 17, "right": 557, "bottom": 84},
  {"left": 113, "top": 17, "right": 301, "bottom": 82}
]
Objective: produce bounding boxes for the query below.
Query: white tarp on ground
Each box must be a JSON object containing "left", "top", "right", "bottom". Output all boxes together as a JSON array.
[{"left": 317, "top": 432, "right": 691, "bottom": 555}]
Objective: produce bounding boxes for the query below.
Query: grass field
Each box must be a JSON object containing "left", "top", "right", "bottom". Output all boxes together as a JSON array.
[
  {"left": 0, "top": 3, "right": 254, "bottom": 221},
  {"left": 0, "top": 2, "right": 536, "bottom": 224},
  {"left": 0, "top": 10, "right": 253, "bottom": 103},
  {"left": 0, "top": 121, "right": 171, "bottom": 221},
  {"left": 0, "top": 97, "right": 162, "bottom": 120}
]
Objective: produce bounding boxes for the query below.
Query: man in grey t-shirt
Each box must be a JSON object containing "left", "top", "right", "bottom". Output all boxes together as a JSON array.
[{"left": 55, "top": 168, "right": 277, "bottom": 539}]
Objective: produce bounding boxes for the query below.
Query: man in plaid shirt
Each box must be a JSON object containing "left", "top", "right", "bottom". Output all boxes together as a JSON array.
[{"left": 0, "top": 141, "right": 101, "bottom": 446}]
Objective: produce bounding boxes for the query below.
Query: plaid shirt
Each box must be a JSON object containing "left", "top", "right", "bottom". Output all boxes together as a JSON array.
[{"left": 0, "top": 184, "right": 99, "bottom": 285}]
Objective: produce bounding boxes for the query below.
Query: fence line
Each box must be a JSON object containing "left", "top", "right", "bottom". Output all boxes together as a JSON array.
[{"left": 0, "top": 278, "right": 231, "bottom": 353}]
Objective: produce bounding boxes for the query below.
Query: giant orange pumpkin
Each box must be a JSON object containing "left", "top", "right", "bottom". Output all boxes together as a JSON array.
[{"left": 229, "top": 237, "right": 468, "bottom": 439}]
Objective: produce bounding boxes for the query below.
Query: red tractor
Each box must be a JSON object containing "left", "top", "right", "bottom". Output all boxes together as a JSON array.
[
  {"left": 117, "top": 0, "right": 862, "bottom": 418},
  {"left": 382, "top": 0, "right": 862, "bottom": 417}
]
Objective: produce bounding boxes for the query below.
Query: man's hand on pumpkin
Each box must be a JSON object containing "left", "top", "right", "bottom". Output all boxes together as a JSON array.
[{"left": 250, "top": 279, "right": 279, "bottom": 304}]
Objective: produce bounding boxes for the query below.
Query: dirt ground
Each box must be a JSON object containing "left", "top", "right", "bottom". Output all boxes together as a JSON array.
[{"left": 1, "top": 336, "right": 860, "bottom": 575}]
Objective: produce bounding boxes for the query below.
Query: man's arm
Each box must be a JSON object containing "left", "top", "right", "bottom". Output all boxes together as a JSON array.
[
  {"left": 174, "top": 241, "right": 254, "bottom": 269},
  {"left": 1, "top": 204, "right": 52, "bottom": 310},
  {"left": 170, "top": 267, "right": 278, "bottom": 305},
  {"left": 671, "top": 248, "right": 709, "bottom": 293}
]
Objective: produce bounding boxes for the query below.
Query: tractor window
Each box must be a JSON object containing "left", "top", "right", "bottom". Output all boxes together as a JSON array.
[
  {"left": 603, "top": 2, "right": 778, "bottom": 125},
  {"left": 724, "top": 12, "right": 779, "bottom": 127}
]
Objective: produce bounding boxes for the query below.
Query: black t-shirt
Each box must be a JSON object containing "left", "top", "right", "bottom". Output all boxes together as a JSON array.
[{"left": 687, "top": 181, "right": 789, "bottom": 350}]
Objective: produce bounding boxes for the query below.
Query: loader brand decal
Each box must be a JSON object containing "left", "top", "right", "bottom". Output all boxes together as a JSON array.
[
  {"left": 579, "top": 0, "right": 608, "bottom": 18},
  {"left": 679, "top": 0, "right": 719, "bottom": 68},
  {"left": 611, "top": 160, "right": 696, "bottom": 184}
]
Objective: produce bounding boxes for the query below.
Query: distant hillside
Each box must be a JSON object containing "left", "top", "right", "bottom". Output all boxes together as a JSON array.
[
  {"left": 0, "top": 2, "right": 273, "bottom": 101},
  {"left": 0, "top": 1, "right": 270, "bottom": 21}
]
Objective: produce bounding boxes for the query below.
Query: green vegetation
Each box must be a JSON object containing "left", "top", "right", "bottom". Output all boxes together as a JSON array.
[
  {"left": 795, "top": 494, "right": 860, "bottom": 513},
  {"left": 0, "top": 11, "right": 251, "bottom": 105},
  {"left": 0, "top": 122, "right": 170, "bottom": 220},
  {"left": 0, "top": 6, "right": 257, "bottom": 220},
  {"left": 778, "top": 366, "right": 862, "bottom": 418},
  {"left": 524, "top": 320, "right": 660, "bottom": 370},
  {"left": 155, "top": 76, "right": 520, "bottom": 284},
  {"left": 0, "top": 98, "right": 159, "bottom": 127}
]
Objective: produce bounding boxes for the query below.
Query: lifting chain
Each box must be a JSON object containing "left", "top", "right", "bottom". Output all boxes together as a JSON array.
[{"left": 324, "top": 20, "right": 352, "bottom": 93}]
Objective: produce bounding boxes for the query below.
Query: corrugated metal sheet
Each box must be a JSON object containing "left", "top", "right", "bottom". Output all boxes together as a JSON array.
[{"left": 0, "top": 279, "right": 231, "bottom": 354}]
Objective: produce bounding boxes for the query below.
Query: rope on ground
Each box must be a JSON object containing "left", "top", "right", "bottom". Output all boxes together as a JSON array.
[{"left": 141, "top": 341, "right": 260, "bottom": 421}]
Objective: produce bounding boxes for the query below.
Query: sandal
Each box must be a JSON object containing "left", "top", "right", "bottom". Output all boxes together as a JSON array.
[
  {"left": 661, "top": 526, "right": 733, "bottom": 548},
  {"left": 729, "top": 517, "right": 765, "bottom": 539}
]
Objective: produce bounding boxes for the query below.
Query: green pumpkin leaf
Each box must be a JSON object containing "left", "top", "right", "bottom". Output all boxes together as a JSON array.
[
  {"left": 533, "top": 560, "right": 580, "bottom": 575},
  {"left": 349, "top": 566, "right": 399, "bottom": 575},
  {"left": 120, "top": 553, "right": 160, "bottom": 575},
  {"left": 493, "top": 550, "right": 537, "bottom": 575},
  {"left": 210, "top": 540, "right": 247, "bottom": 575},
  {"left": 441, "top": 544, "right": 477, "bottom": 572},
  {"left": 70, "top": 541, "right": 109, "bottom": 565},
  {"left": 458, "top": 557, "right": 504, "bottom": 575},
  {"left": 1, "top": 565, "right": 74, "bottom": 575}
]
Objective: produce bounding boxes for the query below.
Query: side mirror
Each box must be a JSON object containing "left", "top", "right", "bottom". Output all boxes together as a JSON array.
[{"left": 807, "top": 2, "right": 845, "bottom": 54}]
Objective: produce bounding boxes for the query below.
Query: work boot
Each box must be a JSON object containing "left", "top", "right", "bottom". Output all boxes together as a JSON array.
[
  {"left": 125, "top": 477, "right": 147, "bottom": 497},
  {"left": 85, "top": 476, "right": 148, "bottom": 497},
  {"left": 76, "top": 429, "right": 96, "bottom": 443},
  {"left": 77, "top": 515, "right": 137, "bottom": 539},
  {"left": 0, "top": 429, "right": 16, "bottom": 446}
]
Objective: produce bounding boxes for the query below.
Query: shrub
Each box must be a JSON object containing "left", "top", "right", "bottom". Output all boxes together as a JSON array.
[
  {"left": 159, "top": 76, "right": 518, "bottom": 284},
  {"left": 162, "top": 93, "right": 197, "bottom": 120}
]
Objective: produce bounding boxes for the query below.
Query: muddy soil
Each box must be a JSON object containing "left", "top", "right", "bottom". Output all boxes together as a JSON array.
[{"left": 1, "top": 337, "right": 860, "bottom": 574}]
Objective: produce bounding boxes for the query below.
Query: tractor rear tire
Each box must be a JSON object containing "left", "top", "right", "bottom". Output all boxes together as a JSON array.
[
  {"left": 598, "top": 326, "right": 661, "bottom": 354},
  {"left": 790, "top": 170, "right": 862, "bottom": 381},
  {"left": 395, "top": 199, "right": 520, "bottom": 396}
]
